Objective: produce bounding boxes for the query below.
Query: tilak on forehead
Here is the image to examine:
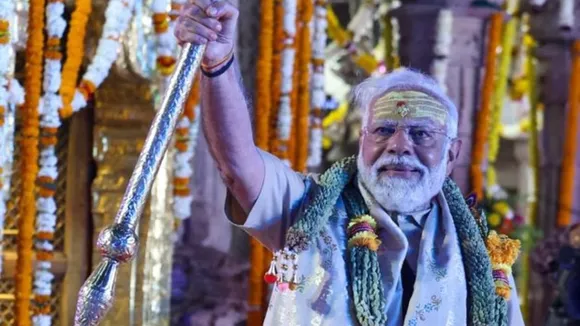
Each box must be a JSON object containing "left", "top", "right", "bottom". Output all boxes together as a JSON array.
[{"left": 372, "top": 90, "right": 448, "bottom": 125}]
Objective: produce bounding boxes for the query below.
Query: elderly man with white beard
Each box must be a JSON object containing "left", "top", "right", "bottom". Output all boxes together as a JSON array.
[{"left": 175, "top": 1, "right": 525, "bottom": 325}]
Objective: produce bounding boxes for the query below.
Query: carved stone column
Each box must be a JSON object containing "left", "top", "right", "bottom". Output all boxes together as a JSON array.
[{"left": 392, "top": 3, "right": 497, "bottom": 193}]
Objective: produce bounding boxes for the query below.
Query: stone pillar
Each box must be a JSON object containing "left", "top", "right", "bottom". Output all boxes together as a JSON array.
[{"left": 392, "top": 3, "right": 498, "bottom": 194}]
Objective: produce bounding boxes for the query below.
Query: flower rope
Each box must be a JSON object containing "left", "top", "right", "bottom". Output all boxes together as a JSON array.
[
  {"left": 268, "top": 0, "right": 284, "bottom": 156},
  {"left": 291, "top": 0, "right": 312, "bottom": 172},
  {"left": 306, "top": 0, "right": 327, "bottom": 170},
  {"left": 59, "top": 0, "right": 91, "bottom": 117},
  {"left": 557, "top": 40, "right": 580, "bottom": 227},
  {"left": 0, "top": 0, "right": 25, "bottom": 277},
  {"left": 274, "top": 0, "right": 298, "bottom": 166},
  {"left": 60, "top": 0, "right": 137, "bottom": 118},
  {"left": 487, "top": 6, "right": 519, "bottom": 194},
  {"left": 33, "top": 0, "right": 68, "bottom": 322},
  {"left": 248, "top": 1, "right": 276, "bottom": 323},
  {"left": 470, "top": 12, "right": 502, "bottom": 200},
  {"left": 16, "top": 0, "right": 46, "bottom": 321}
]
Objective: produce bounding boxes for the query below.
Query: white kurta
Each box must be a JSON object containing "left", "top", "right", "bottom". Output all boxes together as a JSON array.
[{"left": 225, "top": 150, "right": 525, "bottom": 326}]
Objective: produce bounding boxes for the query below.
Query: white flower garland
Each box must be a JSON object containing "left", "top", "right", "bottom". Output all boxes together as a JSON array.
[
  {"left": 276, "top": 0, "right": 298, "bottom": 166},
  {"left": 307, "top": 0, "right": 327, "bottom": 169},
  {"left": 431, "top": 9, "right": 453, "bottom": 93},
  {"left": 67, "top": 0, "right": 137, "bottom": 114},
  {"left": 558, "top": 0, "right": 574, "bottom": 30},
  {"left": 0, "top": 0, "right": 24, "bottom": 277},
  {"left": 172, "top": 104, "right": 200, "bottom": 222},
  {"left": 32, "top": 0, "right": 67, "bottom": 324}
]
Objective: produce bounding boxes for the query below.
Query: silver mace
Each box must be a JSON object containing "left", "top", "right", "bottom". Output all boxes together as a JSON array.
[{"left": 73, "top": 43, "right": 206, "bottom": 325}]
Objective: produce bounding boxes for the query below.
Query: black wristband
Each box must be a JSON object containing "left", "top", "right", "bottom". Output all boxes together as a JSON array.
[{"left": 201, "top": 55, "right": 235, "bottom": 78}]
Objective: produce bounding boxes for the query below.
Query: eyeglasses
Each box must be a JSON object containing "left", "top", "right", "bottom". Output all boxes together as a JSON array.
[{"left": 362, "top": 124, "right": 450, "bottom": 148}]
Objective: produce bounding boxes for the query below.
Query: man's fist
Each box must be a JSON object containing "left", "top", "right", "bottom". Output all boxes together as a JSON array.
[{"left": 174, "top": 1, "right": 238, "bottom": 66}]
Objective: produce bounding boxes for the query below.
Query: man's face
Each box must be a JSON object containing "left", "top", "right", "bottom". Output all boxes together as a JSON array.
[{"left": 357, "top": 90, "right": 461, "bottom": 213}]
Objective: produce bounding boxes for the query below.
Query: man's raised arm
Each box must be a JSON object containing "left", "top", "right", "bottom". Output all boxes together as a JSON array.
[{"left": 174, "top": 0, "right": 263, "bottom": 223}]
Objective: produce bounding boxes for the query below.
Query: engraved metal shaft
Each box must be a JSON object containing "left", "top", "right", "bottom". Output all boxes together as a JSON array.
[{"left": 74, "top": 43, "right": 206, "bottom": 325}]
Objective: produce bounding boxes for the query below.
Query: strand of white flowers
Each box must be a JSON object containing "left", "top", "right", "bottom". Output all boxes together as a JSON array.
[
  {"left": 276, "top": 0, "right": 297, "bottom": 166},
  {"left": 172, "top": 105, "right": 200, "bottom": 221},
  {"left": 307, "top": 1, "right": 327, "bottom": 169},
  {"left": 68, "top": 0, "right": 137, "bottom": 113},
  {"left": 559, "top": 0, "right": 574, "bottom": 30},
  {"left": 431, "top": 9, "right": 452, "bottom": 93},
  {"left": 33, "top": 2, "right": 67, "bottom": 324},
  {"left": 0, "top": 0, "right": 25, "bottom": 277}
]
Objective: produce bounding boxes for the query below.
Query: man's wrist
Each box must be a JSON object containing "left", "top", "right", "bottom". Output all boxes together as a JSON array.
[
  {"left": 201, "top": 54, "right": 235, "bottom": 78},
  {"left": 201, "top": 46, "right": 234, "bottom": 72}
]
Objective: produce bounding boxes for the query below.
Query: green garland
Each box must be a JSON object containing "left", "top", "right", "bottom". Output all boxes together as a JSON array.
[{"left": 285, "top": 156, "right": 508, "bottom": 325}]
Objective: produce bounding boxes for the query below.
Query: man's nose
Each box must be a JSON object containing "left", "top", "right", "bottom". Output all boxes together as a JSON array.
[{"left": 385, "top": 129, "right": 413, "bottom": 156}]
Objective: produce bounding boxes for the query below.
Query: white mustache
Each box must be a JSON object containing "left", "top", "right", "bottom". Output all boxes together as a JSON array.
[{"left": 372, "top": 155, "right": 427, "bottom": 175}]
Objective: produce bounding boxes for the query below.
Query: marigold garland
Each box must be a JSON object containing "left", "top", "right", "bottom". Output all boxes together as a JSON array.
[
  {"left": 16, "top": 0, "right": 46, "bottom": 322},
  {"left": 557, "top": 40, "right": 580, "bottom": 227},
  {"left": 268, "top": 0, "right": 285, "bottom": 155},
  {"left": 470, "top": 12, "right": 503, "bottom": 200},
  {"left": 172, "top": 74, "right": 200, "bottom": 231},
  {"left": 249, "top": 1, "right": 276, "bottom": 322},
  {"left": 61, "top": 0, "right": 137, "bottom": 118},
  {"left": 487, "top": 10, "right": 519, "bottom": 192},
  {"left": 32, "top": 0, "right": 67, "bottom": 323},
  {"left": 293, "top": 0, "right": 313, "bottom": 173},
  {"left": 59, "top": 0, "right": 91, "bottom": 118}
]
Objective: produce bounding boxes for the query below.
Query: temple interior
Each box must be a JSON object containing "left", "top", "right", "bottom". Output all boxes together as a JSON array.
[{"left": 1, "top": 0, "right": 580, "bottom": 325}]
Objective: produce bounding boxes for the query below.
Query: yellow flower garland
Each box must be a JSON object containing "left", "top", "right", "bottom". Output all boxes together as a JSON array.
[
  {"left": 293, "top": 0, "right": 312, "bottom": 173},
  {"left": 59, "top": 0, "right": 92, "bottom": 118},
  {"left": 487, "top": 12, "right": 519, "bottom": 190},
  {"left": 16, "top": 0, "right": 46, "bottom": 322},
  {"left": 326, "top": 6, "right": 378, "bottom": 75},
  {"left": 248, "top": 0, "right": 275, "bottom": 323},
  {"left": 557, "top": 40, "right": 580, "bottom": 227},
  {"left": 471, "top": 13, "right": 503, "bottom": 200}
]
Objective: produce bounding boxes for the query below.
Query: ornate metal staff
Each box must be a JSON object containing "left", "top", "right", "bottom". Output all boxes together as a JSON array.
[{"left": 74, "top": 43, "right": 206, "bottom": 325}]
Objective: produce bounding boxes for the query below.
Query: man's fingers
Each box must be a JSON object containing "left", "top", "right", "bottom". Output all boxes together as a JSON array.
[
  {"left": 175, "top": 20, "right": 215, "bottom": 44},
  {"left": 205, "top": 1, "right": 238, "bottom": 20},
  {"left": 190, "top": 0, "right": 214, "bottom": 10}
]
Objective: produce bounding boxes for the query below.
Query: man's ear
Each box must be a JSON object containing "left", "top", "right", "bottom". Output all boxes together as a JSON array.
[{"left": 446, "top": 138, "right": 462, "bottom": 176}]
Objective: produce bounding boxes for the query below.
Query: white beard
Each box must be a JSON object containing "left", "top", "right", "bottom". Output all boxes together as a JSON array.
[{"left": 357, "top": 149, "right": 448, "bottom": 214}]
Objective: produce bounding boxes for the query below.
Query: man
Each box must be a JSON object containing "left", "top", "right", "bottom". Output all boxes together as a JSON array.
[{"left": 175, "top": 1, "right": 525, "bottom": 325}]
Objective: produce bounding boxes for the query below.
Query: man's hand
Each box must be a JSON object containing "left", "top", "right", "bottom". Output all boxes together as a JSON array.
[{"left": 174, "top": 0, "right": 238, "bottom": 66}]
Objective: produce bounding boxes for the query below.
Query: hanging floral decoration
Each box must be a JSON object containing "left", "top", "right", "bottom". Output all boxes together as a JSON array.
[
  {"left": 274, "top": 0, "right": 298, "bottom": 166},
  {"left": 59, "top": 0, "right": 92, "bottom": 117},
  {"left": 0, "top": 0, "right": 25, "bottom": 277},
  {"left": 291, "top": 0, "right": 312, "bottom": 172},
  {"left": 306, "top": 0, "right": 327, "bottom": 170},
  {"left": 172, "top": 76, "right": 200, "bottom": 228},
  {"left": 61, "top": 0, "right": 137, "bottom": 118},
  {"left": 486, "top": 8, "right": 519, "bottom": 194},
  {"left": 557, "top": 40, "right": 580, "bottom": 227},
  {"left": 431, "top": 9, "right": 452, "bottom": 92},
  {"left": 152, "top": 0, "right": 179, "bottom": 79},
  {"left": 326, "top": 6, "right": 378, "bottom": 75},
  {"left": 16, "top": 0, "right": 46, "bottom": 321},
  {"left": 32, "top": 0, "right": 68, "bottom": 322},
  {"left": 470, "top": 12, "right": 502, "bottom": 200}
]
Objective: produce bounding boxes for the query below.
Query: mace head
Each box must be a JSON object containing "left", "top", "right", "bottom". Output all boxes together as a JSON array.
[{"left": 96, "top": 224, "right": 139, "bottom": 263}]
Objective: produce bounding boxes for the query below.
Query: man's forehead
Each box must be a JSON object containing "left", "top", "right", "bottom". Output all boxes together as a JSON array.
[{"left": 370, "top": 90, "right": 447, "bottom": 126}]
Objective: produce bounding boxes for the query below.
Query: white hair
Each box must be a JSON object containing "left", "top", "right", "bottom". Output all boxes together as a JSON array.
[{"left": 350, "top": 68, "right": 459, "bottom": 138}]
